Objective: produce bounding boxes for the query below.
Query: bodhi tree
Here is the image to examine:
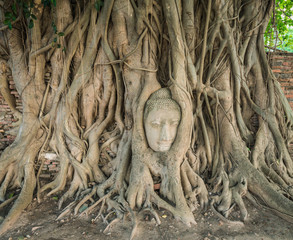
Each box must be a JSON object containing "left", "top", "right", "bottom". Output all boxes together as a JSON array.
[{"left": 0, "top": 0, "right": 293, "bottom": 237}]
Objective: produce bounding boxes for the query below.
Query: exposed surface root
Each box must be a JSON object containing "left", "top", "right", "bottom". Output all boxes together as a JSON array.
[
  {"left": 0, "top": 0, "right": 293, "bottom": 236},
  {"left": 210, "top": 200, "right": 245, "bottom": 227}
]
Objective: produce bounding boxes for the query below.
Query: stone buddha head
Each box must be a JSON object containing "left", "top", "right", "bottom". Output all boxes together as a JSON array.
[{"left": 144, "top": 88, "right": 181, "bottom": 152}]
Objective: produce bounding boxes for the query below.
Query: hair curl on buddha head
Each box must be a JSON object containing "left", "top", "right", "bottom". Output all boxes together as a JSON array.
[{"left": 144, "top": 88, "right": 181, "bottom": 120}]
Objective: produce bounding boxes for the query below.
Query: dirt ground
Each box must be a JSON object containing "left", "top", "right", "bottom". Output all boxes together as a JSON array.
[{"left": 1, "top": 192, "right": 293, "bottom": 240}]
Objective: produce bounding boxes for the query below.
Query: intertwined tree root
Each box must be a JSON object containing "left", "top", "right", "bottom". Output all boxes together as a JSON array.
[{"left": 0, "top": 0, "right": 293, "bottom": 238}]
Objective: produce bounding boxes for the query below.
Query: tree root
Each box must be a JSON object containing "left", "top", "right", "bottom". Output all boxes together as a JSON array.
[
  {"left": 103, "top": 217, "right": 121, "bottom": 234},
  {"left": 242, "top": 159, "right": 293, "bottom": 223},
  {"left": 1, "top": 0, "right": 293, "bottom": 237},
  {"left": 211, "top": 171, "right": 248, "bottom": 221},
  {"left": 0, "top": 196, "right": 17, "bottom": 211},
  {"left": 181, "top": 159, "right": 209, "bottom": 211},
  {"left": 210, "top": 200, "right": 245, "bottom": 227},
  {"left": 151, "top": 191, "right": 196, "bottom": 227},
  {"left": 0, "top": 163, "right": 36, "bottom": 236},
  {"left": 56, "top": 201, "right": 77, "bottom": 221},
  {"left": 0, "top": 164, "right": 16, "bottom": 202}
]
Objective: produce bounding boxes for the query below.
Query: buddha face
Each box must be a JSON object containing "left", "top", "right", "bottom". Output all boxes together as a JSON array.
[{"left": 144, "top": 108, "right": 181, "bottom": 152}]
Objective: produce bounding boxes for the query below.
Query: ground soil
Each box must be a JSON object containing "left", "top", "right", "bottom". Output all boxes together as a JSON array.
[{"left": 1, "top": 190, "right": 293, "bottom": 240}]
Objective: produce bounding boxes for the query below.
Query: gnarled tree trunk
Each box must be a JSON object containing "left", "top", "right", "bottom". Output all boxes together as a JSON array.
[{"left": 0, "top": 0, "right": 293, "bottom": 237}]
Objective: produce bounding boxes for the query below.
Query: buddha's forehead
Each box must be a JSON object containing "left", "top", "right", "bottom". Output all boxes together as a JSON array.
[{"left": 146, "top": 108, "right": 181, "bottom": 121}]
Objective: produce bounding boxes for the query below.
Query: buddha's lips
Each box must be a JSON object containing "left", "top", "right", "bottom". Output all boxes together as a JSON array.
[{"left": 158, "top": 142, "right": 172, "bottom": 150}]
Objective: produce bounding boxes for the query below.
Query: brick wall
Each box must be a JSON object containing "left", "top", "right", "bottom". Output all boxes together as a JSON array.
[
  {"left": 0, "top": 74, "right": 21, "bottom": 150},
  {"left": 0, "top": 52, "right": 293, "bottom": 177},
  {"left": 270, "top": 52, "right": 293, "bottom": 109},
  {"left": 269, "top": 52, "right": 293, "bottom": 157},
  {"left": 39, "top": 152, "right": 60, "bottom": 179},
  {"left": 0, "top": 72, "right": 55, "bottom": 178}
]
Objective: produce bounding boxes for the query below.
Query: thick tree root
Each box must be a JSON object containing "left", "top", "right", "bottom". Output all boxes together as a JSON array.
[
  {"left": 0, "top": 164, "right": 36, "bottom": 236},
  {"left": 1, "top": 0, "right": 293, "bottom": 237},
  {"left": 242, "top": 160, "right": 293, "bottom": 223},
  {"left": 210, "top": 200, "right": 245, "bottom": 227}
]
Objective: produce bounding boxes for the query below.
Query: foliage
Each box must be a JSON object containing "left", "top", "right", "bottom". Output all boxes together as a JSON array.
[
  {"left": 94, "top": 0, "right": 104, "bottom": 11},
  {"left": 41, "top": 0, "right": 56, "bottom": 7},
  {"left": 265, "top": 0, "right": 293, "bottom": 52},
  {"left": 3, "top": 0, "right": 104, "bottom": 30},
  {"left": 3, "top": 1, "right": 37, "bottom": 29}
]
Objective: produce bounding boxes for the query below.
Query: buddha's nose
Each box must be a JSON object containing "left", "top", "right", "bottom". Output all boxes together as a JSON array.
[{"left": 160, "top": 124, "right": 171, "bottom": 141}]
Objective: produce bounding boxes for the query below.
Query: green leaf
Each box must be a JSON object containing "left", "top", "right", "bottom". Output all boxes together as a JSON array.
[
  {"left": 5, "top": 12, "right": 13, "bottom": 18},
  {"left": 57, "top": 44, "right": 61, "bottom": 48},
  {"left": 12, "top": 4, "right": 17, "bottom": 15},
  {"left": 29, "top": 19, "right": 34, "bottom": 29},
  {"left": 31, "top": 14, "right": 37, "bottom": 20},
  {"left": 51, "top": 0, "right": 56, "bottom": 7},
  {"left": 3, "top": 19, "right": 10, "bottom": 25},
  {"left": 24, "top": 11, "right": 30, "bottom": 18},
  {"left": 4, "top": 18, "right": 13, "bottom": 30},
  {"left": 94, "top": 0, "right": 104, "bottom": 11},
  {"left": 8, "top": 193, "right": 14, "bottom": 199},
  {"left": 52, "top": 22, "right": 57, "bottom": 33},
  {"left": 53, "top": 37, "right": 57, "bottom": 43},
  {"left": 42, "top": 0, "right": 50, "bottom": 7},
  {"left": 52, "top": 196, "right": 58, "bottom": 200},
  {"left": 58, "top": 32, "right": 65, "bottom": 36}
]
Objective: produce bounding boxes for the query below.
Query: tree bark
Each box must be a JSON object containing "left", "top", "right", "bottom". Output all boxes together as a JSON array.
[{"left": 0, "top": 0, "right": 293, "bottom": 236}]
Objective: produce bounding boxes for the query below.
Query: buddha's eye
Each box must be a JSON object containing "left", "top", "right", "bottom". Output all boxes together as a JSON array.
[{"left": 151, "top": 122, "right": 160, "bottom": 128}]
